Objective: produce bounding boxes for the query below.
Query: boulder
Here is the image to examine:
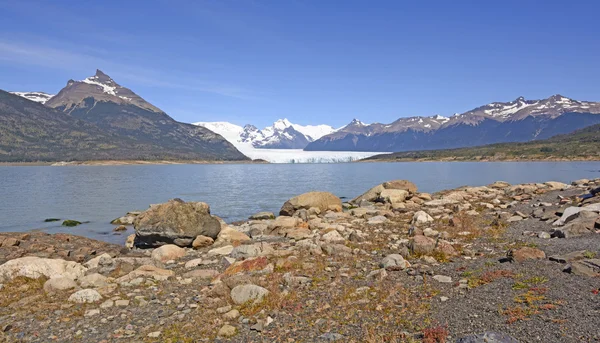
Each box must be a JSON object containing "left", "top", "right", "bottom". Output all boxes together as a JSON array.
[
  {"left": 230, "top": 284, "right": 270, "bottom": 305},
  {"left": 43, "top": 277, "right": 78, "bottom": 293},
  {"left": 280, "top": 192, "right": 342, "bottom": 216},
  {"left": 553, "top": 203, "right": 600, "bottom": 226},
  {"left": 192, "top": 235, "right": 214, "bottom": 249},
  {"left": 213, "top": 226, "right": 251, "bottom": 246},
  {"left": 564, "top": 259, "right": 600, "bottom": 277},
  {"left": 151, "top": 244, "right": 186, "bottom": 263},
  {"left": 68, "top": 289, "right": 102, "bottom": 303},
  {"left": 511, "top": 247, "right": 546, "bottom": 263},
  {"left": 78, "top": 273, "right": 109, "bottom": 288},
  {"left": 409, "top": 235, "right": 436, "bottom": 255},
  {"left": 133, "top": 199, "right": 221, "bottom": 247},
  {"left": 412, "top": 211, "right": 434, "bottom": 225},
  {"left": 382, "top": 180, "right": 418, "bottom": 193},
  {"left": 380, "top": 189, "right": 409, "bottom": 204},
  {"left": 321, "top": 230, "right": 345, "bottom": 244},
  {"left": 352, "top": 180, "right": 417, "bottom": 204},
  {"left": 84, "top": 253, "right": 113, "bottom": 269},
  {"left": 0, "top": 257, "right": 87, "bottom": 282},
  {"left": 380, "top": 254, "right": 410, "bottom": 270},
  {"left": 552, "top": 217, "right": 596, "bottom": 238}
]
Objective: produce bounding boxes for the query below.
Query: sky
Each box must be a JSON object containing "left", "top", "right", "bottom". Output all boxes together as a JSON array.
[{"left": 1, "top": 0, "right": 599, "bottom": 128}]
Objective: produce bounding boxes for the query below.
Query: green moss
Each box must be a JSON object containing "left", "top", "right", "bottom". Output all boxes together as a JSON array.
[{"left": 62, "top": 220, "right": 82, "bottom": 227}]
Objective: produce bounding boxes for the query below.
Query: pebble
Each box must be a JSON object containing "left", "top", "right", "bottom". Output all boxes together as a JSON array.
[{"left": 433, "top": 275, "right": 452, "bottom": 283}]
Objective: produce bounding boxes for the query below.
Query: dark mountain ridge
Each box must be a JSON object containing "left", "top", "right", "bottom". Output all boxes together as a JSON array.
[
  {"left": 1, "top": 70, "right": 248, "bottom": 162},
  {"left": 305, "top": 95, "right": 600, "bottom": 152}
]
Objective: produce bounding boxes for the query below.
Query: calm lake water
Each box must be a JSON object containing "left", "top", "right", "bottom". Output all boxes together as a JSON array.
[{"left": 2, "top": 161, "right": 600, "bottom": 244}]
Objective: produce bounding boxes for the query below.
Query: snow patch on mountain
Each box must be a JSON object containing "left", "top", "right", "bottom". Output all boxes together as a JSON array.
[
  {"left": 10, "top": 91, "right": 54, "bottom": 104},
  {"left": 81, "top": 75, "right": 118, "bottom": 96}
]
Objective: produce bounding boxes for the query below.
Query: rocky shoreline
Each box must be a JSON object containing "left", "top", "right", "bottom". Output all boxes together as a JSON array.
[{"left": 1, "top": 179, "right": 599, "bottom": 342}]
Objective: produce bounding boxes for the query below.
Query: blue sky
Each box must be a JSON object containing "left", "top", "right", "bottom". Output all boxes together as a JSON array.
[{"left": 1, "top": 0, "right": 599, "bottom": 128}]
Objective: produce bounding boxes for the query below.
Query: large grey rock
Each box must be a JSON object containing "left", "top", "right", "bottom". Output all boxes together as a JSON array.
[
  {"left": 564, "top": 259, "right": 600, "bottom": 277},
  {"left": 280, "top": 192, "right": 342, "bottom": 216},
  {"left": 412, "top": 211, "right": 434, "bottom": 225},
  {"left": 0, "top": 257, "right": 87, "bottom": 282},
  {"left": 552, "top": 217, "right": 596, "bottom": 238},
  {"left": 456, "top": 331, "right": 518, "bottom": 343},
  {"left": 380, "top": 254, "right": 410, "bottom": 270},
  {"left": 553, "top": 203, "right": 600, "bottom": 226},
  {"left": 134, "top": 199, "right": 221, "bottom": 247},
  {"left": 230, "top": 284, "right": 269, "bottom": 305}
]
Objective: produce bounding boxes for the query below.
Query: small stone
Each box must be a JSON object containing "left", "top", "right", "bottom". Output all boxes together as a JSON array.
[
  {"left": 84, "top": 309, "right": 100, "bottom": 317},
  {"left": 192, "top": 235, "right": 214, "bottom": 249},
  {"left": 440, "top": 296, "right": 449, "bottom": 302},
  {"left": 113, "top": 225, "right": 127, "bottom": 232},
  {"left": 100, "top": 300, "right": 114, "bottom": 308},
  {"left": 433, "top": 275, "right": 452, "bottom": 283},
  {"left": 151, "top": 244, "right": 186, "bottom": 263},
  {"left": 217, "top": 324, "right": 237, "bottom": 338},
  {"left": 43, "top": 277, "right": 77, "bottom": 293},
  {"left": 319, "top": 332, "right": 344, "bottom": 341},
  {"left": 147, "top": 331, "right": 161, "bottom": 338},
  {"left": 68, "top": 289, "right": 102, "bottom": 303},
  {"left": 230, "top": 284, "right": 270, "bottom": 305},
  {"left": 115, "top": 300, "right": 130, "bottom": 307},
  {"left": 223, "top": 309, "right": 240, "bottom": 320},
  {"left": 538, "top": 232, "right": 551, "bottom": 239},
  {"left": 216, "top": 305, "right": 232, "bottom": 314}
]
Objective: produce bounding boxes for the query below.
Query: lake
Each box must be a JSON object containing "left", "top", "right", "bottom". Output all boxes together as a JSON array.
[{"left": 2, "top": 161, "right": 599, "bottom": 244}]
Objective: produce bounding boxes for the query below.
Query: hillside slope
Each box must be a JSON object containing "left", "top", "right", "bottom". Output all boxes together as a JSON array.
[
  {"left": 0, "top": 90, "right": 248, "bottom": 162},
  {"left": 364, "top": 123, "right": 600, "bottom": 161}
]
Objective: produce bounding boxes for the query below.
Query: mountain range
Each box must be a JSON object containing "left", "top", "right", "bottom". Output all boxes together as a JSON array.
[
  {"left": 194, "top": 119, "right": 336, "bottom": 150},
  {"left": 5, "top": 69, "right": 600, "bottom": 162},
  {"left": 2, "top": 70, "right": 248, "bottom": 162},
  {"left": 305, "top": 95, "right": 600, "bottom": 152}
]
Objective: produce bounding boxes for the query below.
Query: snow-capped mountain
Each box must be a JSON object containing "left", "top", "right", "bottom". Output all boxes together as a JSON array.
[
  {"left": 46, "top": 69, "right": 163, "bottom": 113},
  {"left": 305, "top": 94, "right": 600, "bottom": 152},
  {"left": 10, "top": 91, "right": 54, "bottom": 104},
  {"left": 194, "top": 119, "right": 336, "bottom": 150}
]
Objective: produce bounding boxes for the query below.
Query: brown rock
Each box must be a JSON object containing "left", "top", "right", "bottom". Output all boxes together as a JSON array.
[
  {"left": 511, "top": 247, "right": 546, "bottom": 263},
  {"left": 382, "top": 180, "right": 418, "bottom": 194},
  {"left": 151, "top": 244, "right": 186, "bottom": 263},
  {"left": 192, "top": 235, "right": 214, "bottom": 249},
  {"left": 410, "top": 235, "right": 436, "bottom": 255},
  {"left": 280, "top": 192, "right": 342, "bottom": 216}
]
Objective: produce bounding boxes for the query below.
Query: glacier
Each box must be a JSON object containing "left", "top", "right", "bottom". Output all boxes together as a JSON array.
[{"left": 193, "top": 121, "right": 383, "bottom": 163}]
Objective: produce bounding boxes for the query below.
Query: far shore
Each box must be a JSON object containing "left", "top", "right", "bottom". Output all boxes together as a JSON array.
[
  {"left": 359, "top": 156, "right": 600, "bottom": 163},
  {"left": 2, "top": 155, "right": 600, "bottom": 166},
  {"left": 0, "top": 159, "right": 269, "bottom": 167}
]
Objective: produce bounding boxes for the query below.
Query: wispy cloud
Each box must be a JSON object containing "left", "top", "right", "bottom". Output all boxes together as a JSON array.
[{"left": 0, "top": 39, "right": 260, "bottom": 100}]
